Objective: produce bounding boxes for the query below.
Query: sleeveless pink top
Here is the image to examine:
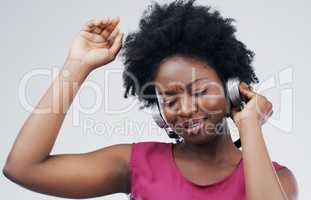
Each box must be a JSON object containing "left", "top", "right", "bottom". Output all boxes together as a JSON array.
[{"left": 129, "top": 141, "right": 284, "bottom": 200}]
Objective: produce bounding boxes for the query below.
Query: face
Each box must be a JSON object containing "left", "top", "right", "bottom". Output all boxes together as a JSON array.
[{"left": 154, "top": 55, "right": 228, "bottom": 145}]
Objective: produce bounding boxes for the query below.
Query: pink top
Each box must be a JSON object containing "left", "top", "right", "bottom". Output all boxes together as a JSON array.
[{"left": 129, "top": 141, "right": 285, "bottom": 200}]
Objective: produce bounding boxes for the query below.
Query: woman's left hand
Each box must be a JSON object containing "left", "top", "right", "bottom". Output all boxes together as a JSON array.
[{"left": 230, "top": 82, "right": 273, "bottom": 126}]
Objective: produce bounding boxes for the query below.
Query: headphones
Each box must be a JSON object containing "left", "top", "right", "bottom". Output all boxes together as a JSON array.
[{"left": 151, "top": 77, "right": 247, "bottom": 148}]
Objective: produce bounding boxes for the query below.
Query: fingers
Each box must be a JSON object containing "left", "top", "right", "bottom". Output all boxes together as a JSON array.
[
  {"left": 92, "top": 20, "right": 102, "bottom": 33},
  {"left": 81, "top": 17, "right": 119, "bottom": 38},
  {"left": 239, "top": 82, "right": 256, "bottom": 100},
  {"left": 82, "top": 19, "right": 100, "bottom": 31},
  {"left": 80, "top": 16, "right": 122, "bottom": 46},
  {"left": 99, "top": 17, "right": 109, "bottom": 29},
  {"left": 108, "top": 26, "right": 120, "bottom": 43},
  {"left": 82, "top": 19, "right": 95, "bottom": 31},
  {"left": 261, "top": 108, "right": 273, "bottom": 125},
  {"left": 100, "top": 16, "right": 120, "bottom": 39},
  {"left": 109, "top": 32, "right": 124, "bottom": 56},
  {"left": 80, "top": 30, "right": 105, "bottom": 43}
]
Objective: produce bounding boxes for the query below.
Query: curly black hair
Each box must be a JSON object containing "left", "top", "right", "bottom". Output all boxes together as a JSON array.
[{"left": 121, "top": 0, "right": 259, "bottom": 109}]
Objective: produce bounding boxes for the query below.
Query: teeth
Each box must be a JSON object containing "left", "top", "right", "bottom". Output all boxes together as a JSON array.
[{"left": 187, "top": 123, "right": 200, "bottom": 128}]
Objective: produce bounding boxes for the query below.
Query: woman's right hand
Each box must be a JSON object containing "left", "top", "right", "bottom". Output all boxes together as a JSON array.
[
  {"left": 67, "top": 17, "right": 124, "bottom": 71},
  {"left": 3, "top": 17, "right": 131, "bottom": 199}
]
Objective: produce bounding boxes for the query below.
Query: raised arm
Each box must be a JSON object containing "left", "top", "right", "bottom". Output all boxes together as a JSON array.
[
  {"left": 231, "top": 82, "right": 298, "bottom": 200},
  {"left": 3, "top": 17, "right": 132, "bottom": 199}
]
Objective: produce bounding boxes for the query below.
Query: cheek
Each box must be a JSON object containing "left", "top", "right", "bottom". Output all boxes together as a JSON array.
[
  {"left": 163, "top": 108, "right": 178, "bottom": 125},
  {"left": 198, "top": 95, "right": 226, "bottom": 116}
]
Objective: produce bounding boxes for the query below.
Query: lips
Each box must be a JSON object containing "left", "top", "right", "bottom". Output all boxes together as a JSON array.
[
  {"left": 179, "top": 117, "right": 207, "bottom": 128},
  {"left": 176, "top": 117, "right": 208, "bottom": 135},
  {"left": 183, "top": 121, "right": 205, "bottom": 135}
]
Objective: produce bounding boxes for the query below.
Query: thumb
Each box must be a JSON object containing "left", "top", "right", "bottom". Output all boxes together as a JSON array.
[{"left": 109, "top": 32, "right": 124, "bottom": 56}]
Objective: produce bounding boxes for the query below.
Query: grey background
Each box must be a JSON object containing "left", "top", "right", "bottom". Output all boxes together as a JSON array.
[{"left": 1, "top": 0, "right": 310, "bottom": 199}]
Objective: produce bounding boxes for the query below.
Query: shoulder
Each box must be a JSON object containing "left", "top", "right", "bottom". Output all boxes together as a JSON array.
[
  {"left": 273, "top": 161, "right": 298, "bottom": 200},
  {"left": 125, "top": 141, "right": 172, "bottom": 191},
  {"left": 129, "top": 141, "right": 172, "bottom": 170},
  {"left": 131, "top": 141, "right": 171, "bottom": 149},
  {"left": 111, "top": 141, "right": 171, "bottom": 165},
  {"left": 130, "top": 141, "right": 171, "bottom": 158},
  {"left": 132, "top": 141, "right": 171, "bottom": 146},
  {"left": 109, "top": 140, "right": 170, "bottom": 157},
  {"left": 105, "top": 141, "right": 171, "bottom": 162}
]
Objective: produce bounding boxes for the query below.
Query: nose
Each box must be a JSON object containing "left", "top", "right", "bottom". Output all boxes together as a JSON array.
[{"left": 177, "top": 93, "right": 198, "bottom": 118}]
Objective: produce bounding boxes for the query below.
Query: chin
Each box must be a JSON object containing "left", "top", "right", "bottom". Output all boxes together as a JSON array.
[{"left": 180, "top": 131, "right": 219, "bottom": 145}]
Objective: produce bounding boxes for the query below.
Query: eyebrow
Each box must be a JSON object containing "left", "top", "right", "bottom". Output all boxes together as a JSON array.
[{"left": 160, "top": 77, "right": 209, "bottom": 96}]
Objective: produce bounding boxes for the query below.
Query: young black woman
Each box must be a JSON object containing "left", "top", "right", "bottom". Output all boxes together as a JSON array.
[{"left": 3, "top": 0, "right": 298, "bottom": 199}]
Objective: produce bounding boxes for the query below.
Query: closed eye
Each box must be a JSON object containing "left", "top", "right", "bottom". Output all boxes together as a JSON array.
[
  {"left": 193, "top": 88, "right": 208, "bottom": 96},
  {"left": 164, "top": 100, "right": 177, "bottom": 107}
]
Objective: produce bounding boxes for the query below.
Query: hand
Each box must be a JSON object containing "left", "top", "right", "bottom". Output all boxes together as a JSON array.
[
  {"left": 230, "top": 82, "right": 273, "bottom": 126},
  {"left": 67, "top": 17, "right": 124, "bottom": 71}
]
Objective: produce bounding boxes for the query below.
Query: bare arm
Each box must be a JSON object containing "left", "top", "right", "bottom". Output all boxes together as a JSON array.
[
  {"left": 3, "top": 17, "right": 131, "bottom": 199},
  {"left": 231, "top": 83, "right": 298, "bottom": 200}
]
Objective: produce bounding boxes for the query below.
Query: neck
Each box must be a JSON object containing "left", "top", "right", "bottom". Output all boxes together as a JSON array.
[{"left": 176, "top": 120, "right": 241, "bottom": 165}]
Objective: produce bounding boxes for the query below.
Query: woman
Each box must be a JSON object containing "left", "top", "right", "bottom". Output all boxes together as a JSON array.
[{"left": 3, "top": 0, "right": 297, "bottom": 199}]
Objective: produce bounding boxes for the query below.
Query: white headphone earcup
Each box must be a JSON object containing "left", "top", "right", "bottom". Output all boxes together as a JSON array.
[
  {"left": 224, "top": 84, "right": 232, "bottom": 117},
  {"left": 226, "top": 77, "right": 242, "bottom": 112},
  {"left": 225, "top": 77, "right": 243, "bottom": 148}
]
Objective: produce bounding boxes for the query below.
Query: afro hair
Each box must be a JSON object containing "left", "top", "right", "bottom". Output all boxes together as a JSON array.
[{"left": 121, "top": 0, "right": 259, "bottom": 109}]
